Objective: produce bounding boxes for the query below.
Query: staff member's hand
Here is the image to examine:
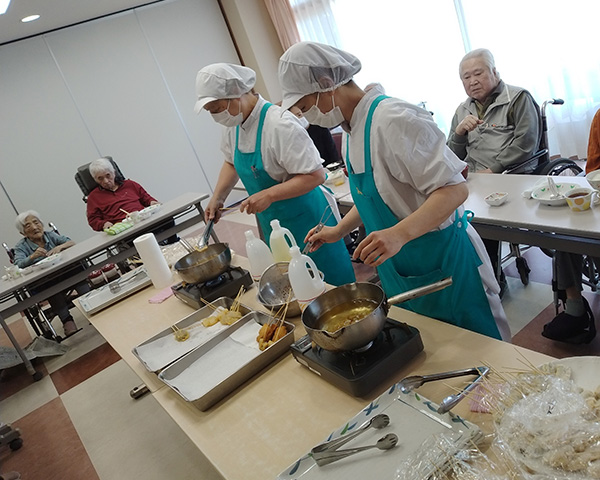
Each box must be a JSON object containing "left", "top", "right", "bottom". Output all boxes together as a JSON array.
[
  {"left": 240, "top": 190, "right": 273, "bottom": 215},
  {"left": 205, "top": 198, "right": 224, "bottom": 223},
  {"left": 30, "top": 247, "right": 48, "bottom": 260},
  {"left": 103, "top": 221, "right": 113, "bottom": 230},
  {"left": 353, "top": 227, "right": 409, "bottom": 267},
  {"left": 455, "top": 115, "right": 483, "bottom": 136},
  {"left": 304, "top": 225, "right": 342, "bottom": 252}
]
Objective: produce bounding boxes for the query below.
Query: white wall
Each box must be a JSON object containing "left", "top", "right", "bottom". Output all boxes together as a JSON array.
[{"left": 0, "top": 0, "right": 243, "bottom": 271}]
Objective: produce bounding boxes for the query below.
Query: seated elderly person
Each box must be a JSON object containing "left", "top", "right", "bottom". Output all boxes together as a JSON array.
[
  {"left": 13, "top": 211, "right": 90, "bottom": 337},
  {"left": 86, "top": 157, "right": 159, "bottom": 231},
  {"left": 542, "top": 109, "right": 600, "bottom": 344},
  {"left": 447, "top": 48, "right": 541, "bottom": 295}
]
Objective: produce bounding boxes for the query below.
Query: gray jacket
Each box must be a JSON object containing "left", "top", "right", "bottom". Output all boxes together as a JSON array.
[{"left": 448, "top": 83, "right": 540, "bottom": 173}]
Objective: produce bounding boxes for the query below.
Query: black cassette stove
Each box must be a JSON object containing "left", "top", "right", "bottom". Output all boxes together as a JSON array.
[
  {"left": 291, "top": 320, "right": 424, "bottom": 397},
  {"left": 171, "top": 266, "right": 253, "bottom": 309}
]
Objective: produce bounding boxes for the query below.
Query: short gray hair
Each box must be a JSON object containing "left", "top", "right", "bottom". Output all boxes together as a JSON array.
[
  {"left": 89, "top": 157, "right": 115, "bottom": 180},
  {"left": 15, "top": 210, "right": 42, "bottom": 234},
  {"left": 460, "top": 48, "right": 499, "bottom": 78}
]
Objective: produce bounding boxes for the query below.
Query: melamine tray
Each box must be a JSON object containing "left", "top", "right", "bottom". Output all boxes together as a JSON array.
[
  {"left": 277, "top": 384, "right": 482, "bottom": 479},
  {"left": 132, "top": 296, "right": 251, "bottom": 373},
  {"left": 158, "top": 310, "right": 294, "bottom": 410}
]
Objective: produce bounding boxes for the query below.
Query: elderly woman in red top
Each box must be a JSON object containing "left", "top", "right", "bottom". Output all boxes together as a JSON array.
[{"left": 86, "top": 157, "right": 159, "bottom": 231}]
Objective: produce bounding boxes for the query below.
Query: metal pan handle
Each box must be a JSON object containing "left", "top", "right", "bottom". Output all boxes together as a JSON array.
[{"left": 387, "top": 277, "right": 452, "bottom": 306}]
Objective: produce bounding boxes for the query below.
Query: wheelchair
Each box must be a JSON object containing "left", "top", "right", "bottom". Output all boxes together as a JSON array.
[
  {"left": 2, "top": 223, "right": 87, "bottom": 343},
  {"left": 499, "top": 98, "right": 583, "bottom": 286}
]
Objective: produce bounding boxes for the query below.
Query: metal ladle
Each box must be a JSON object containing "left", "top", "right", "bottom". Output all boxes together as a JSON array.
[{"left": 312, "top": 434, "right": 398, "bottom": 466}]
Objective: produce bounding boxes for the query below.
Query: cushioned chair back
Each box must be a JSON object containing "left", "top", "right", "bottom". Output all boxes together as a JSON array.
[{"left": 75, "top": 156, "right": 126, "bottom": 202}]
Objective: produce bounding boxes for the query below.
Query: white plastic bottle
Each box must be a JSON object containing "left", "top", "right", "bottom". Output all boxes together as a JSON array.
[
  {"left": 288, "top": 246, "right": 326, "bottom": 311},
  {"left": 269, "top": 219, "right": 297, "bottom": 262},
  {"left": 244, "top": 230, "right": 274, "bottom": 282}
]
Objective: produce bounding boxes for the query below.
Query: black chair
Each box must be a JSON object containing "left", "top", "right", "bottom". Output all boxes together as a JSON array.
[
  {"left": 74, "top": 156, "right": 126, "bottom": 203},
  {"left": 75, "top": 156, "right": 178, "bottom": 248}
]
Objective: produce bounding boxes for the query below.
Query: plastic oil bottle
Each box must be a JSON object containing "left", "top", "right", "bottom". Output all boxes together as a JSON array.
[
  {"left": 244, "top": 230, "right": 274, "bottom": 282},
  {"left": 288, "top": 245, "right": 326, "bottom": 311},
  {"left": 269, "top": 219, "right": 297, "bottom": 262}
]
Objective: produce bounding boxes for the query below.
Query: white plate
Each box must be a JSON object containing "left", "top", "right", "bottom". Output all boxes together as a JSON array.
[
  {"left": 531, "top": 182, "right": 579, "bottom": 206},
  {"left": 497, "top": 356, "right": 600, "bottom": 479},
  {"left": 546, "top": 355, "right": 600, "bottom": 391},
  {"left": 34, "top": 253, "right": 62, "bottom": 269},
  {"left": 140, "top": 204, "right": 161, "bottom": 215},
  {"left": 277, "top": 384, "right": 482, "bottom": 479}
]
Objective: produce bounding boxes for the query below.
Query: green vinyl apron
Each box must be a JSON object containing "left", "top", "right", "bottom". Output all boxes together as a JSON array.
[
  {"left": 233, "top": 102, "right": 355, "bottom": 287},
  {"left": 347, "top": 95, "right": 501, "bottom": 339}
]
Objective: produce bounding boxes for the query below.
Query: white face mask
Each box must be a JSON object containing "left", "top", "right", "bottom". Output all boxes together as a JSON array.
[
  {"left": 303, "top": 92, "right": 344, "bottom": 128},
  {"left": 211, "top": 99, "right": 243, "bottom": 127}
]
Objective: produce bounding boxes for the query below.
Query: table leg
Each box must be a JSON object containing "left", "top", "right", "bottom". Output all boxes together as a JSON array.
[{"left": 0, "top": 313, "right": 43, "bottom": 381}]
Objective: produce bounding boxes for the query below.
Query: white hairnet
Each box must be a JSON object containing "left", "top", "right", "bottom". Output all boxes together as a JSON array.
[
  {"left": 278, "top": 41, "right": 361, "bottom": 111},
  {"left": 194, "top": 63, "right": 256, "bottom": 114}
]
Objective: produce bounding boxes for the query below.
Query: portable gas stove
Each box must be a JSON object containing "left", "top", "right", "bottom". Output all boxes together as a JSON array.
[
  {"left": 171, "top": 266, "right": 253, "bottom": 309},
  {"left": 291, "top": 320, "right": 423, "bottom": 397}
]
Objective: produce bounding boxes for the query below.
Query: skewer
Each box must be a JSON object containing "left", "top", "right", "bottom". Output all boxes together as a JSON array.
[{"left": 119, "top": 208, "right": 130, "bottom": 215}]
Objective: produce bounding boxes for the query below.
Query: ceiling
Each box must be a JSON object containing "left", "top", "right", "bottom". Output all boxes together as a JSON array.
[{"left": 0, "top": 0, "right": 162, "bottom": 45}]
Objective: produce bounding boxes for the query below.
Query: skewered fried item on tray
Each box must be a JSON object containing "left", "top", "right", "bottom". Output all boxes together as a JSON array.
[
  {"left": 256, "top": 293, "right": 290, "bottom": 350},
  {"left": 199, "top": 286, "right": 246, "bottom": 327}
]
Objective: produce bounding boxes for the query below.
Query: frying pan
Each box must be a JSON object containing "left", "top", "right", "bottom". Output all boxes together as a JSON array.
[
  {"left": 302, "top": 277, "right": 452, "bottom": 352},
  {"left": 173, "top": 220, "right": 231, "bottom": 284}
]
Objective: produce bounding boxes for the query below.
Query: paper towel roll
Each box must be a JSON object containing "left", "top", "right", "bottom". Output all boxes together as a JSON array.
[{"left": 133, "top": 233, "right": 173, "bottom": 289}]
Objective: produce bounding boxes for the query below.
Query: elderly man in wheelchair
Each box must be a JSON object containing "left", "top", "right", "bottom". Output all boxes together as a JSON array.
[
  {"left": 447, "top": 48, "right": 541, "bottom": 296},
  {"left": 12, "top": 210, "right": 90, "bottom": 338}
]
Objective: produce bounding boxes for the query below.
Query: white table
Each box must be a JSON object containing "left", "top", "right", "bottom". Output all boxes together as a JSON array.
[
  {"left": 76, "top": 255, "right": 554, "bottom": 480},
  {"left": 0, "top": 192, "right": 210, "bottom": 377},
  {"left": 464, "top": 173, "right": 600, "bottom": 257}
]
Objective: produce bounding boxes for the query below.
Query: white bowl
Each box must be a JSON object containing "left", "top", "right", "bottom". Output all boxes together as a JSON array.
[
  {"left": 484, "top": 192, "right": 508, "bottom": 206},
  {"left": 586, "top": 169, "right": 600, "bottom": 189}
]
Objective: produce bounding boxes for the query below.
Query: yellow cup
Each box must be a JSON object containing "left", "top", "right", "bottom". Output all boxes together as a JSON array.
[{"left": 565, "top": 187, "right": 598, "bottom": 212}]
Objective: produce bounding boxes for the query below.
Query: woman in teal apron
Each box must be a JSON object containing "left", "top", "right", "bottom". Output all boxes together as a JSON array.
[
  {"left": 278, "top": 42, "right": 510, "bottom": 340},
  {"left": 194, "top": 62, "right": 355, "bottom": 286}
]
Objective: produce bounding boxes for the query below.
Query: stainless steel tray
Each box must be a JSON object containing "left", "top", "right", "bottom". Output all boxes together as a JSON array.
[
  {"left": 132, "top": 296, "right": 252, "bottom": 373},
  {"left": 158, "top": 311, "right": 295, "bottom": 411},
  {"left": 78, "top": 267, "right": 152, "bottom": 315}
]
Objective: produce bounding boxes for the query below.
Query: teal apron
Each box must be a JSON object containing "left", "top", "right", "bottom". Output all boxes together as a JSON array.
[
  {"left": 347, "top": 95, "right": 501, "bottom": 339},
  {"left": 233, "top": 102, "right": 355, "bottom": 286}
]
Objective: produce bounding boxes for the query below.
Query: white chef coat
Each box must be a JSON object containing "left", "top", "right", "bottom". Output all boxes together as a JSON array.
[
  {"left": 347, "top": 91, "right": 467, "bottom": 227},
  {"left": 347, "top": 92, "right": 510, "bottom": 340},
  {"left": 220, "top": 95, "right": 323, "bottom": 181}
]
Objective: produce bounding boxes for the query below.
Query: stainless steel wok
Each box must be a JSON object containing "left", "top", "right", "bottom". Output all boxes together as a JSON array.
[
  {"left": 301, "top": 277, "right": 452, "bottom": 352},
  {"left": 173, "top": 220, "right": 232, "bottom": 284}
]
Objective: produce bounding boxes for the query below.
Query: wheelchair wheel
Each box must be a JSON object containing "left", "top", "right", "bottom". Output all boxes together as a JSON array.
[
  {"left": 515, "top": 256, "right": 530, "bottom": 285},
  {"left": 539, "top": 158, "right": 583, "bottom": 177}
]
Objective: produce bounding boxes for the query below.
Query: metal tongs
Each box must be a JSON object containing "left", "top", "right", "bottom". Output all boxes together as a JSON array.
[
  {"left": 399, "top": 366, "right": 490, "bottom": 414},
  {"left": 302, "top": 204, "right": 334, "bottom": 254},
  {"left": 310, "top": 413, "right": 398, "bottom": 466}
]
